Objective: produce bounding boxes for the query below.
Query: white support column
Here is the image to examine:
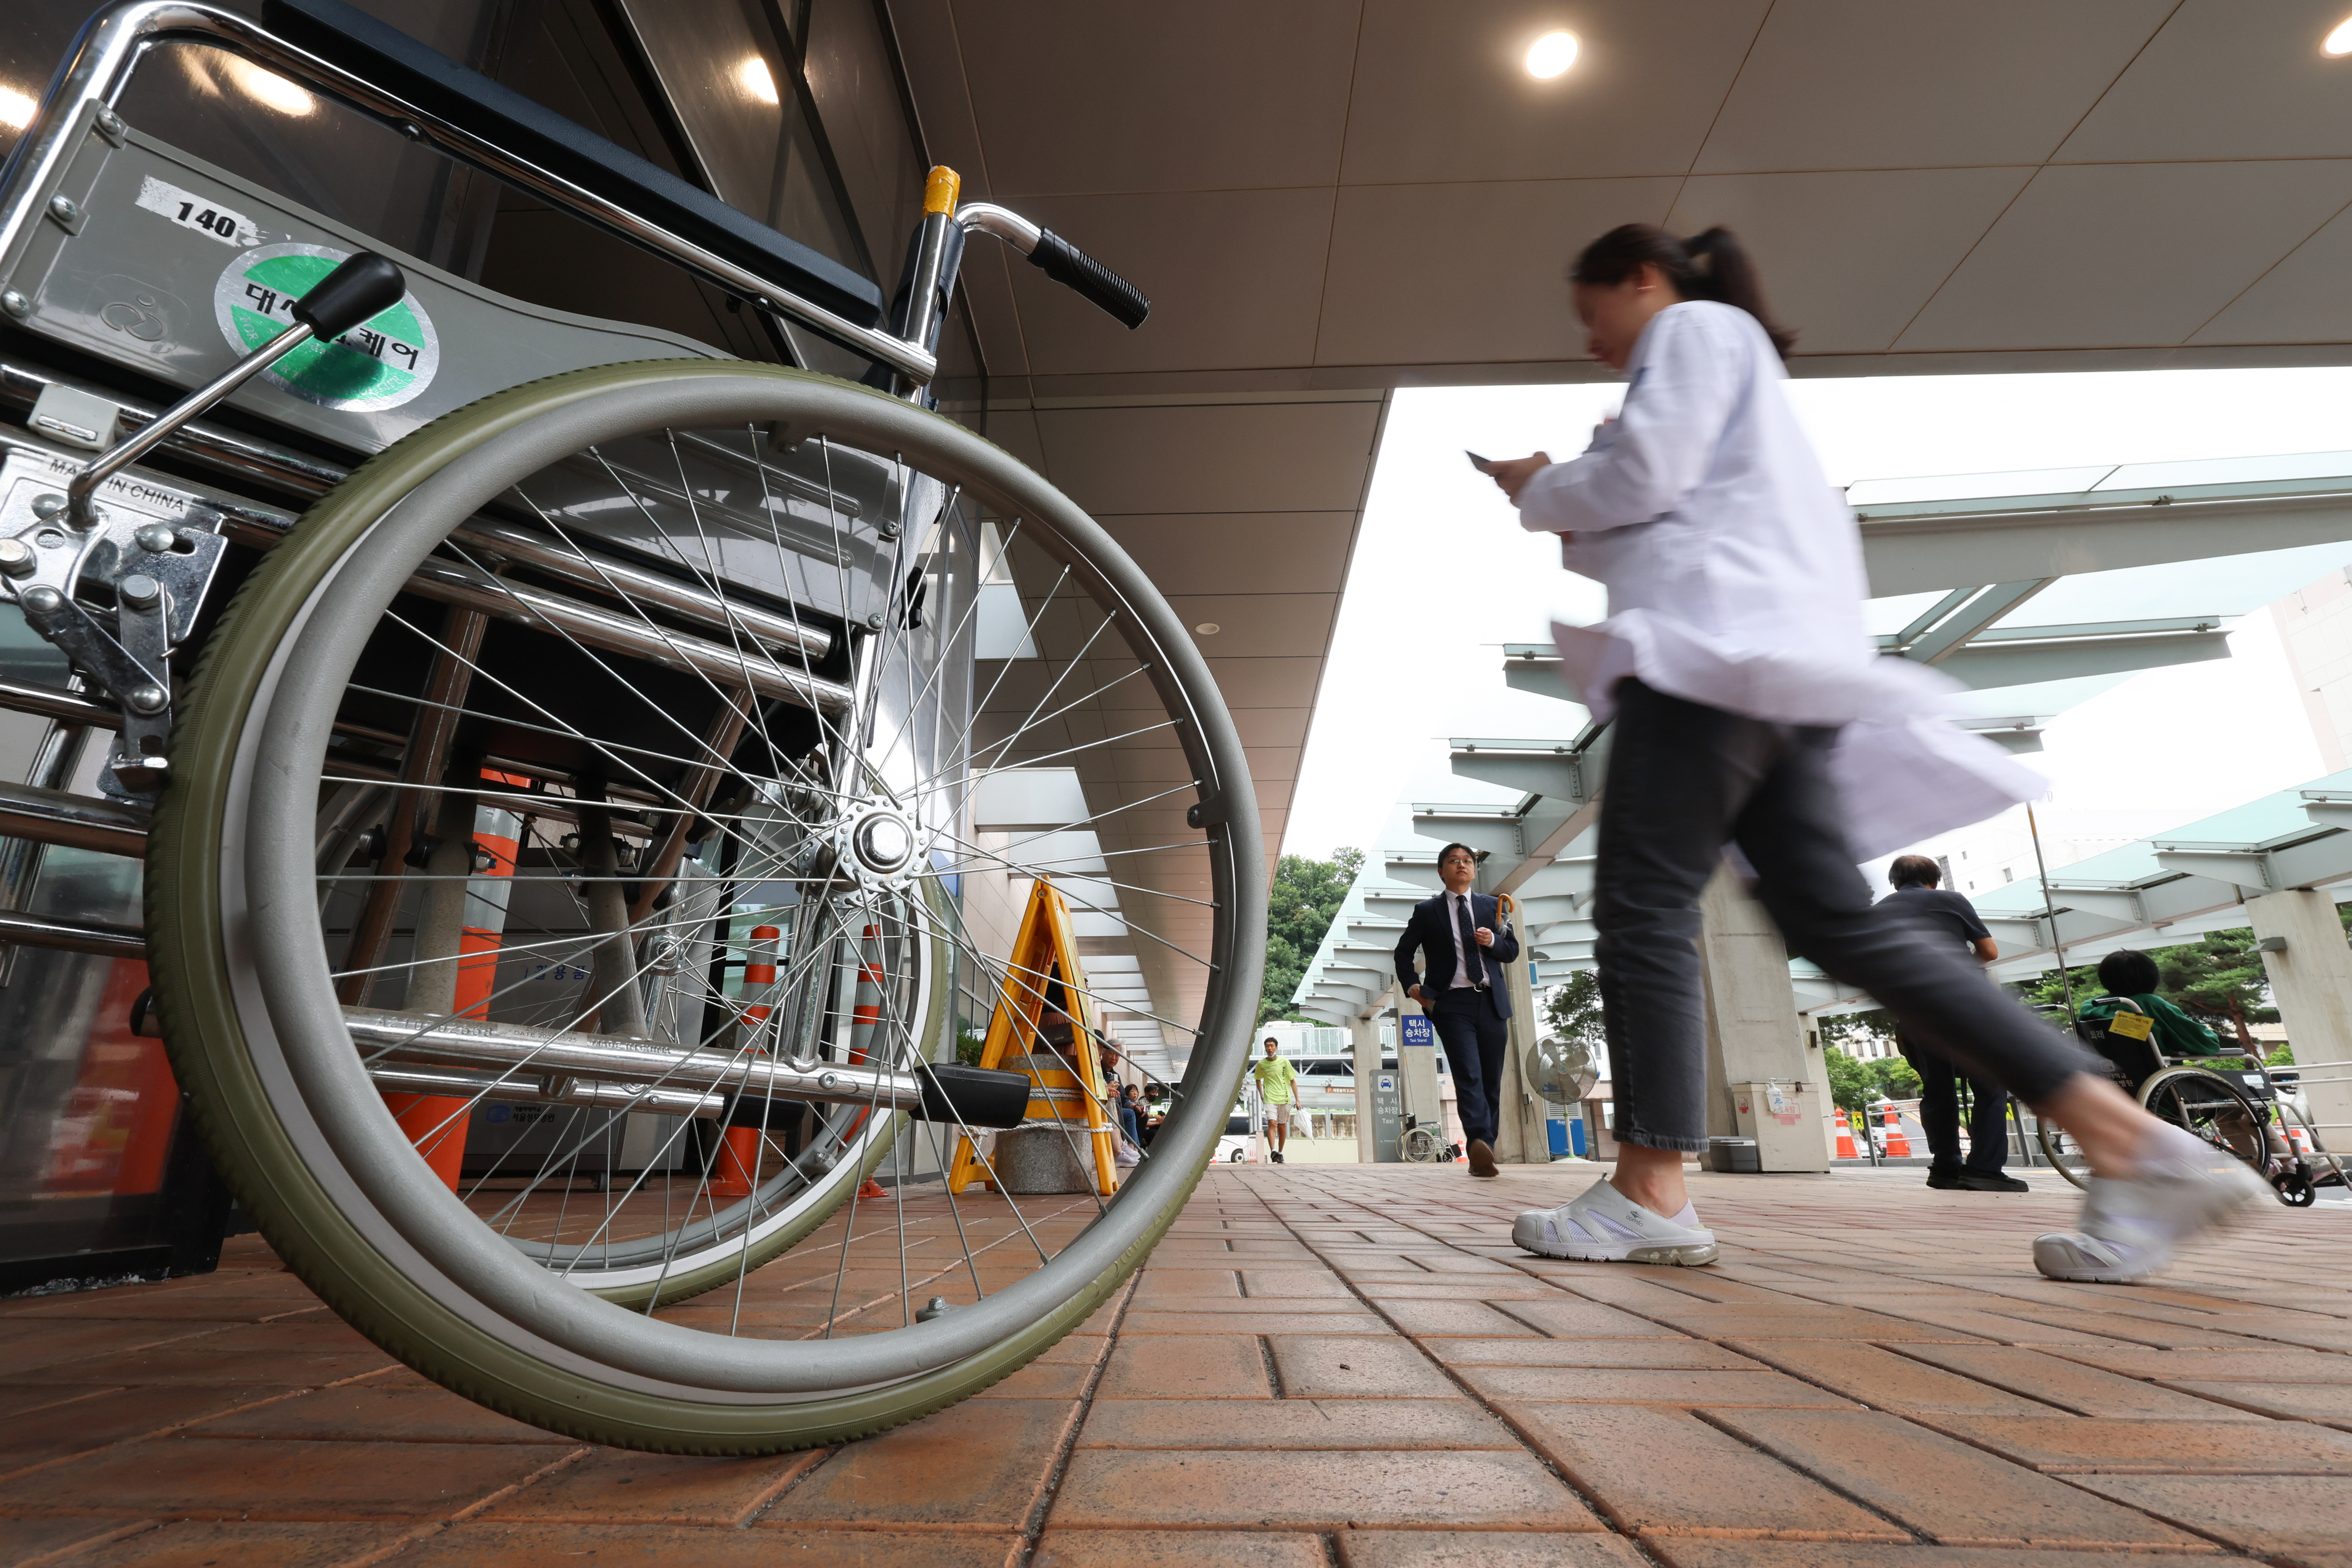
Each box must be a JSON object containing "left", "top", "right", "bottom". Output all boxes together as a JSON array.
[
  {"left": 1350, "top": 1003, "right": 1385, "bottom": 1165},
  {"left": 1697, "top": 865, "right": 1828, "bottom": 1172},
  {"left": 2245, "top": 890, "right": 2352, "bottom": 1156},
  {"left": 1498, "top": 930, "right": 1550, "bottom": 1163}
]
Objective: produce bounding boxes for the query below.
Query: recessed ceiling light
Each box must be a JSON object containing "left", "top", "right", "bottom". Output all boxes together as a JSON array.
[
  {"left": 0, "top": 85, "right": 35, "bottom": 131},
  {"left": 739, "top": 57, "right": 781, "bottom": 105},
  {"left": 1194, "top": 622, "right": 1221, "bottom": 636},
  {"left": 2328, "top": 15, "right": 2352, "bottom": 54},
  {"left": 1526, "top": 30, "right": 1579, "bottom": 79}
]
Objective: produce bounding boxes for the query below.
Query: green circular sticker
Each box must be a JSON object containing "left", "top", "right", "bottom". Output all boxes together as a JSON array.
[{"left": 214, "top": 243, "right": 438, "bottom": 413}]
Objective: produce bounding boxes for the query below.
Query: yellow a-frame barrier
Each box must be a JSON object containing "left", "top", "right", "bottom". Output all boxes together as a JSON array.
[{"left": 947, "top": 876, "right": 1118, "bottom": 1196}]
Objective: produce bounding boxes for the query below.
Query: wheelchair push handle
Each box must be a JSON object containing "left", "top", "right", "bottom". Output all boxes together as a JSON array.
[
  {"left": 953, "top": 199, "right": 1151, "bottom": 331},
  {"left": 1028, "top": 229, "right": 1150, "bottom": 330},
  {"left": 292, "top": 251, "right": 408, "bottom": 341}
]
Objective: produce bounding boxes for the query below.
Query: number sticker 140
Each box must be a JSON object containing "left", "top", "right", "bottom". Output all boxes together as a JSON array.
[{"left": 134, "top": 175, "right": 262, "bottom": 249}]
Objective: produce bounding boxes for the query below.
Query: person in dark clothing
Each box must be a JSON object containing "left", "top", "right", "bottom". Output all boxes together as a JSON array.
[
  {"left": 1392, "top": 842, "right": 1521, "bottom": 1178},
  {"left": 1884, "top": 855, "right": 2029, "bottom": 1192}
]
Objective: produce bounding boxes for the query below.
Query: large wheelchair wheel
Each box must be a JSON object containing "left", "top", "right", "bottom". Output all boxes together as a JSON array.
[
  {"left": 145, "top": 360, "right": 1263, "bottom": 1453},
  {"left": 2036, "top": 1118, "right": 2092, "bottom": 1190},
  {"left": 2141, "top": 1064, "right": 2270, "bottom": 1176}
]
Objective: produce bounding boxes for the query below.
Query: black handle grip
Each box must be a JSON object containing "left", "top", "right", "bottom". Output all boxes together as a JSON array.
[
  {"left": 290, "top": 252, "right": 407, "bottom": 341},
  {"left": 1028, "top": 229, "right": 1150, "bottom": 329}
]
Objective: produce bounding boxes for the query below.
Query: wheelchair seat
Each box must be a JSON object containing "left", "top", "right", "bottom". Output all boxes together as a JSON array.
[{"left": 263, "top": 0, "right": 885, "bottom": 329}]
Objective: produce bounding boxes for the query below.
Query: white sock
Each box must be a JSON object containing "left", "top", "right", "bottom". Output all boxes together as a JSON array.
[{"left": 1668, "top": 1201, "right": 1700, "bottom": 1229}]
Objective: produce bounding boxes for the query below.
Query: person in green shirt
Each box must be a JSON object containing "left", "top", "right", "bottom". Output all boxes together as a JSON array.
[
  {"left": 1251, "top": 1037, "right": 1300, "bottom": 1164},
  {"left": 2080, "top": 950, "right": 2232, "bottom": 1061},
  {"left": 2082, "top": 949, "right": 2284, "bottom": 1166}
]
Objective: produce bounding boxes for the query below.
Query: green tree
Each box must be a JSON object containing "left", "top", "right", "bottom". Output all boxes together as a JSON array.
[
  {"left": 1867, "top": 1056, "right": 1922, "bottom": 1102},
  {"left": 1259, "top": 846, "right": 1365, "bottom": 1025},
  {"left": 1817, "top": 1008, "right": 1896, "bottom": 1058},
  {"left": 1824, "top": 1048, "right": 1874, "bottom": 1113},
  {"left": 1541, "top": 970, "right": 1605, "bottom": 1051}
]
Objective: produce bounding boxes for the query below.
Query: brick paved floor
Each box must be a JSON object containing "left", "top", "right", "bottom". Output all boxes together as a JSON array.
[{"left": 4, "top": 1163, "right": 2351, "bottom": 1566}]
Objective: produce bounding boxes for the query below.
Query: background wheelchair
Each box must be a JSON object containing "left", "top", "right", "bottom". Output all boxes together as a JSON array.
[
  {"left": 0, "top": 0, "right": 1262, "bottom": 1452},
  {"left": 2036, "top": 998, "right": 2346, "bottom": 1206}
]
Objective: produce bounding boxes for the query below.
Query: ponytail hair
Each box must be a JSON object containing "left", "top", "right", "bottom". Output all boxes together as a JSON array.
[{"left": 1570, "top": 223, "right": 1796, "bottom": 360}]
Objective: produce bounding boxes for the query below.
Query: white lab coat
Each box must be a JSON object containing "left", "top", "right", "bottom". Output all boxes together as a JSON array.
[{"left": 1513, "top": 300, "right": 2041, "bottom": 860}]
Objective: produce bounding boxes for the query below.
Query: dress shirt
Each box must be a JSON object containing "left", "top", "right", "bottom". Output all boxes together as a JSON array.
[
  {"left": 1511, "top": 300, "right": 2040, "bottom": 860},
  {"left": 1448, "top": 891, "right": 1486, "bottom": 988}
]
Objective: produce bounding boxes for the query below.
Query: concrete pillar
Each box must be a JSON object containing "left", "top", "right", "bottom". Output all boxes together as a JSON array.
[
  {"left": 1696, "top": 865, "right": 1827, "bottom": 1172},
  {"left": 1349, "top": 1005, "right": 1384, "bottom": 1165},
  {"left": 1798, "top": 1015, "right": 1840, "bottom": 1162},
  {"left": 2245, "top": 890, "right": 2352, "bottom": 1153},
  {"left": 1497, "top": 925, "right": 1551, "bottom": 1163}
]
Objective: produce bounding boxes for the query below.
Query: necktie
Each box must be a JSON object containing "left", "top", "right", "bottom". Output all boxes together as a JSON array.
[{"left": 1455, "top": 894, "right": 1482, "bottom": 988}]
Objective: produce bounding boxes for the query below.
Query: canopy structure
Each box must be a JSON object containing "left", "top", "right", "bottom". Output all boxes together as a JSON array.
[{"left": 1294, "top": 452, "right": 2352, "bottom": 1021}]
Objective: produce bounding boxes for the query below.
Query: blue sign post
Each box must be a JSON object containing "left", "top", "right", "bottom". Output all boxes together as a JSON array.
[{"left": 1399, "top": 1015, "right": 1435, "bottom": 1051}]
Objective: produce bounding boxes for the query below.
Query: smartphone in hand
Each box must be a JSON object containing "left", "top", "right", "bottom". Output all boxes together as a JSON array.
[{"left": 1465, "top": 450, "right": 1497, "bottom": 474}]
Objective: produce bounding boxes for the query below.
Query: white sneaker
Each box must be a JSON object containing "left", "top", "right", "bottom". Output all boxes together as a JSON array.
[
  {"left": 2033, "top": 1124, "right": 2269, "bottom": 1283},
  {"left": 1513, "top": 1178, "right": 1718, "bottom": 1266}
]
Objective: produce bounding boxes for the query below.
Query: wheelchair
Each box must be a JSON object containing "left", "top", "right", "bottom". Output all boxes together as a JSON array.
[
  {"left": 2035, "top": 998, "right": 2346, "bottom": 1207},
  {"left": 0, "top": 1, "right": 1263, "bottom": 1451}
]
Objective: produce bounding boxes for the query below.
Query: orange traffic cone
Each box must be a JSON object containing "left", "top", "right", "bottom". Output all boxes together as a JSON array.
[
  {"left": 382, "top": 778, "right": 523, "bottom": 1191},
  {"left": 1834, "top": 1113, "right": 1858, "bottom": 1159},
  {"left": 858, "top": 1177, "right": 890, "bottom": 1200},
  {"left": 1880, "top": 1105, "right": 1912, "bottom": 1158},
  {"left": 712, "top": 925, "right": 783, "bottom": 1199}
]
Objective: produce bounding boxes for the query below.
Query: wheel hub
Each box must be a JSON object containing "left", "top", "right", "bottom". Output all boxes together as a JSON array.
[{"left": 818, "top": 798, "right": 925, "bottom": 891}]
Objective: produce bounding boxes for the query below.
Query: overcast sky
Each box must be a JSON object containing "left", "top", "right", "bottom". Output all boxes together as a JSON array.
[{"left": 1283, "top": 366, "right": 2352, "bottom": 870}]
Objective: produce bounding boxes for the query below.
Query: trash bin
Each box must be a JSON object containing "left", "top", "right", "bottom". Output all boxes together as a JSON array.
[
  {"left": 1707, "top": 1136, "right": 1760, "bottom": 1173},
  {"left": 1733, "top": 1080, "right": 1829, "bottom": 1172}
]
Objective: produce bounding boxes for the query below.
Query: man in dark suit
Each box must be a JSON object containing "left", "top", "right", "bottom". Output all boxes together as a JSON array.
[{"left": 1394, "top": 842, "right": 1521, "bottom": 1177}]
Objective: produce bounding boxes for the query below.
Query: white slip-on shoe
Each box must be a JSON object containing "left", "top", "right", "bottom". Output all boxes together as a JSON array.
[
  {"left": 2033, "top": 1124, "right": 2269, "bottom": 1284},
  {"left": 1513, "top": 1177, "right": 1718, "bottom": 1266}
]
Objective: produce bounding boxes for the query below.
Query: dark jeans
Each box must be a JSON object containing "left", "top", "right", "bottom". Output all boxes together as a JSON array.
[
  {"left": 1428, "top": 988, "right": 1508, "bottom": 1145},
  {"left": 1900, "top": 1037, "right": 2012, "bottom": 1173},
  {"left": 1595, "top": 678, "right": 2096, "bottom": 1154}
]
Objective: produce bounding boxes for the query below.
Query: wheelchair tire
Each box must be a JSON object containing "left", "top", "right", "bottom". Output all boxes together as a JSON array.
[
  {"left": 2036, "top": 1121, "right": 2092, "bottom": 1191},
  {"left": 2139, "top": 1065, "right": 2269, "bottom": 1181},
  {"left": 146, "top": 360, "right": 1264, "bottom": 1453}
]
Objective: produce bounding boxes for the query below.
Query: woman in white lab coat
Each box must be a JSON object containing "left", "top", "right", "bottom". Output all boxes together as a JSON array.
[{"left": 1485, "top": 223, "right": 2262, "bottom": 1282}]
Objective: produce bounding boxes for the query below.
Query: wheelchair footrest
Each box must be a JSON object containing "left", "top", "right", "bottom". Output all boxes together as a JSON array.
[{"left": 914, "top": 1064, "right": 1033, "bottom": 1130}]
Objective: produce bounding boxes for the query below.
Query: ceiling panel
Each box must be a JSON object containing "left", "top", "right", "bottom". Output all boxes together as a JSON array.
[
  {"left": 2055, "top": 0, "right": 2352, "bottom": 165},
  {"left": 1315, "top": 179, "right": 1680, "bottom": 367},
  {"left": 2192, "top": 205, "right": 2352, "bottom": 345},
  {"left": 1164, "top": 595, "right": 1338, "bottom": 659},
  {"left": 1033, "top": 400, "right": 1382, "bottom": 514},
  {"left": 1341, "top": 0, "right": 1769, "bottom": 184},
  {"left": 1692, "top": 0, "right": 2170, "bottom": 173},
  {"left": 987, "top": 189, "right": 1337, "bottom": 377},
  {"left": 1099, "top": 513, "right": 1358, "bottom": 596},
  {"left": 1895, "top": 161, "right": 2352, "bottom": 352},
  {"left": 948, "top": 0, "right": 1359, "bottom": 195},
  {"left": 1663, "top": 168, "right": 2034, "bottom": 355},
  {"left": 1200, "top": 657, "right": 1328, "bottom": 709}
]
